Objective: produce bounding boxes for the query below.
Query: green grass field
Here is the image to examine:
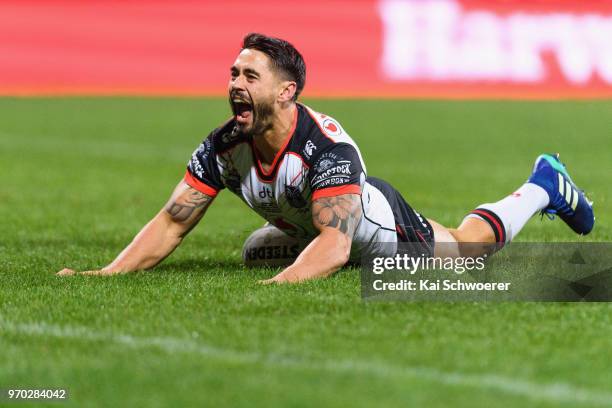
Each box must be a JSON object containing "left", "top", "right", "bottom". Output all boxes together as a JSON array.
[{"left": 1, "top": 98, "right": 611, "bottom": 407}]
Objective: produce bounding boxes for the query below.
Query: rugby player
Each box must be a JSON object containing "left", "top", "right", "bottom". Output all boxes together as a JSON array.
[{"left": 57, "top": 33, "right": 595, "bottom": 283}]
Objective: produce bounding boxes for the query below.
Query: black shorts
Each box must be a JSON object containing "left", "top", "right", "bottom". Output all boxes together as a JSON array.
[{"left": 367, "top": 177, "right": 435, "bottom": 251}]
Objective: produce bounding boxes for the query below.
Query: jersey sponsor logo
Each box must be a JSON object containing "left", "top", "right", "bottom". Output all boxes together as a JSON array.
[
  {"left": 188, "top": 155, "right": 205, "bottom": 179},
  {"left": 254, "top": 186, "right": 281, "bottom": 213},
  {"left": 316, "top": 158, "right": 335, "bottom": 172},
  {"left": 303, "top": 140, "right": 317, "bottom": 158},
  {"left": 322, "top": 118, "right": 342, "bottom": 137},
  {"left": 199, "top": 138, "right": 213, "bottom": 158},
  {"left": 317, "top": 163, "right": 351, "bottom": 180},
  {"left": 258, "top": 186, "right": 274, "bottom": 199},
  {"left": 285, "top": 185, "right": 307, "bottom": 208},
  {"left": 311, "top": 152, "right": 353, "bottom": 188},
  {"left": 188, "top": 138, "right": 213, "bottom": 178},
  {"left": 314, "top": 176, "right": 351, "bottom": 189},
  {"left": 256, "top": 201, "right": 281, "bottom": 213}
]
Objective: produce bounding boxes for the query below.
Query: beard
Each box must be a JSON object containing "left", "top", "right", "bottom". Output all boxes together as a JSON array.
[{"left": 249, "top": 97, "right": 275, "bottom": 136}]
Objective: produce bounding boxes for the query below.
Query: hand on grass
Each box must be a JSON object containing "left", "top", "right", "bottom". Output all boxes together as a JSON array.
[
  {"left": 258, "top": 276, "right": 285, "bottom": 285},
  {"left": 56, "top": 268, "right": 119, "bottom": 276},
  {"left": 258, "top": 270, "right": 299, "bottom": 285}
]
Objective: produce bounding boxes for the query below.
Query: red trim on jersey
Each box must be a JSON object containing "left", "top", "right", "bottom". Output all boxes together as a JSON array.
[
  {"left": 286, "top": 151, "right": 310, "bottom": 168},
  {"left": 251, "top": 106, "right": 298, "bottom": 178},
  {"left": 252, "top": 151, "right": 310, "bottom": 184},
  {"left": 184, "top": 170, "right": 219, "bottom": 197},
  {"left": 288, "top": 168, "right": 305, "bottom": 186},
  {"left": 311, "top": 184, "right": 361, "bottom": 200},
  {"left": 252, "top": 166, "right": 277, "bottom": 185},
  {"left": 396, "top": 224, "right": 408, "bottom": 242},
  {"left": 302, "top": 103, "right": 336, "bottom": 143}
]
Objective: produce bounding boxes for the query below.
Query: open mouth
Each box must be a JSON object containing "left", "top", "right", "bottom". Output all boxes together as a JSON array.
[{"left": 232, "top": 98, "right": 253, "bottom": 124}]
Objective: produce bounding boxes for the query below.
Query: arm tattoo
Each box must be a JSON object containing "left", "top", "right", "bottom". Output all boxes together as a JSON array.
[
  {"left": 312, "top": 194, "right": 362, "bottom": 236},
  {"left": 165, "top": 188, "right": 213, "bottom": 222}
]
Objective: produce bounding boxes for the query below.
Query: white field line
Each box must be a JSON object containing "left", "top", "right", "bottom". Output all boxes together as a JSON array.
[{"left": 1, "top": 319, "right": 611, "bottom": 406}]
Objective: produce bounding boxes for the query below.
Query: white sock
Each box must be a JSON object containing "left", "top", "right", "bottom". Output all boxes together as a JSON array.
[{"left": 465, "top": 183, "right": 550, "bottom": 243}]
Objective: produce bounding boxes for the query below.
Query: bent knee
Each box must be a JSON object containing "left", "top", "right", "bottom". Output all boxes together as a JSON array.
[
  {"left": 428, "top": 219, "right": 494, "bottom": 258},
  {"left": 427, "top": 219, "right": 460, "bottom": 258}
]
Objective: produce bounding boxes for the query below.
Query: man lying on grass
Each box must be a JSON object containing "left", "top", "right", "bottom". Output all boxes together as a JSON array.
[{"left": 57, "top": 33, "right": 595, "bottom": 283}]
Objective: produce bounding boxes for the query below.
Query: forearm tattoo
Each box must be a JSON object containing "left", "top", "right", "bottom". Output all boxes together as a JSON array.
[
  {"left": 165, "top": 187, "right": 213, "bottom": 222},
  {"left": 312, "top": 194, "right": 362, "bottom": 236}
]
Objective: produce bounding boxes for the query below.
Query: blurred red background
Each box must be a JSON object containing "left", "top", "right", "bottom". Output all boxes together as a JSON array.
[{"left": 2, "top": 0, "right": 612, "bottom": 98}]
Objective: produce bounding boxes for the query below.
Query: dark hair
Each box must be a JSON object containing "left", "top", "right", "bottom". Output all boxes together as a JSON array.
[{"left": 242, "top": 33, "right": 306, "bottom": 101}]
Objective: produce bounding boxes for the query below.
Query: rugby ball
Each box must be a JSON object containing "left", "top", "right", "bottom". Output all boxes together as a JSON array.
[{"left": 242, "top": 224, "right": 305, "bottom": 267}]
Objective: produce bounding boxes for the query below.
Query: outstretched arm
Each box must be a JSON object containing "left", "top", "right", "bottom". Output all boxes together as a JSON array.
[
  {"left": 57, "top": 180, "right": 214, "bottom": 276},
  {"left": 260, "top": 193, "right": 362, "bottom": 284}
]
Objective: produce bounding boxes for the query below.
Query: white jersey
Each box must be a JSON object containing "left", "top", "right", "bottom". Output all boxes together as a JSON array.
[{"left": 185, "top": 103, "right": 398, "bottom": 260}]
